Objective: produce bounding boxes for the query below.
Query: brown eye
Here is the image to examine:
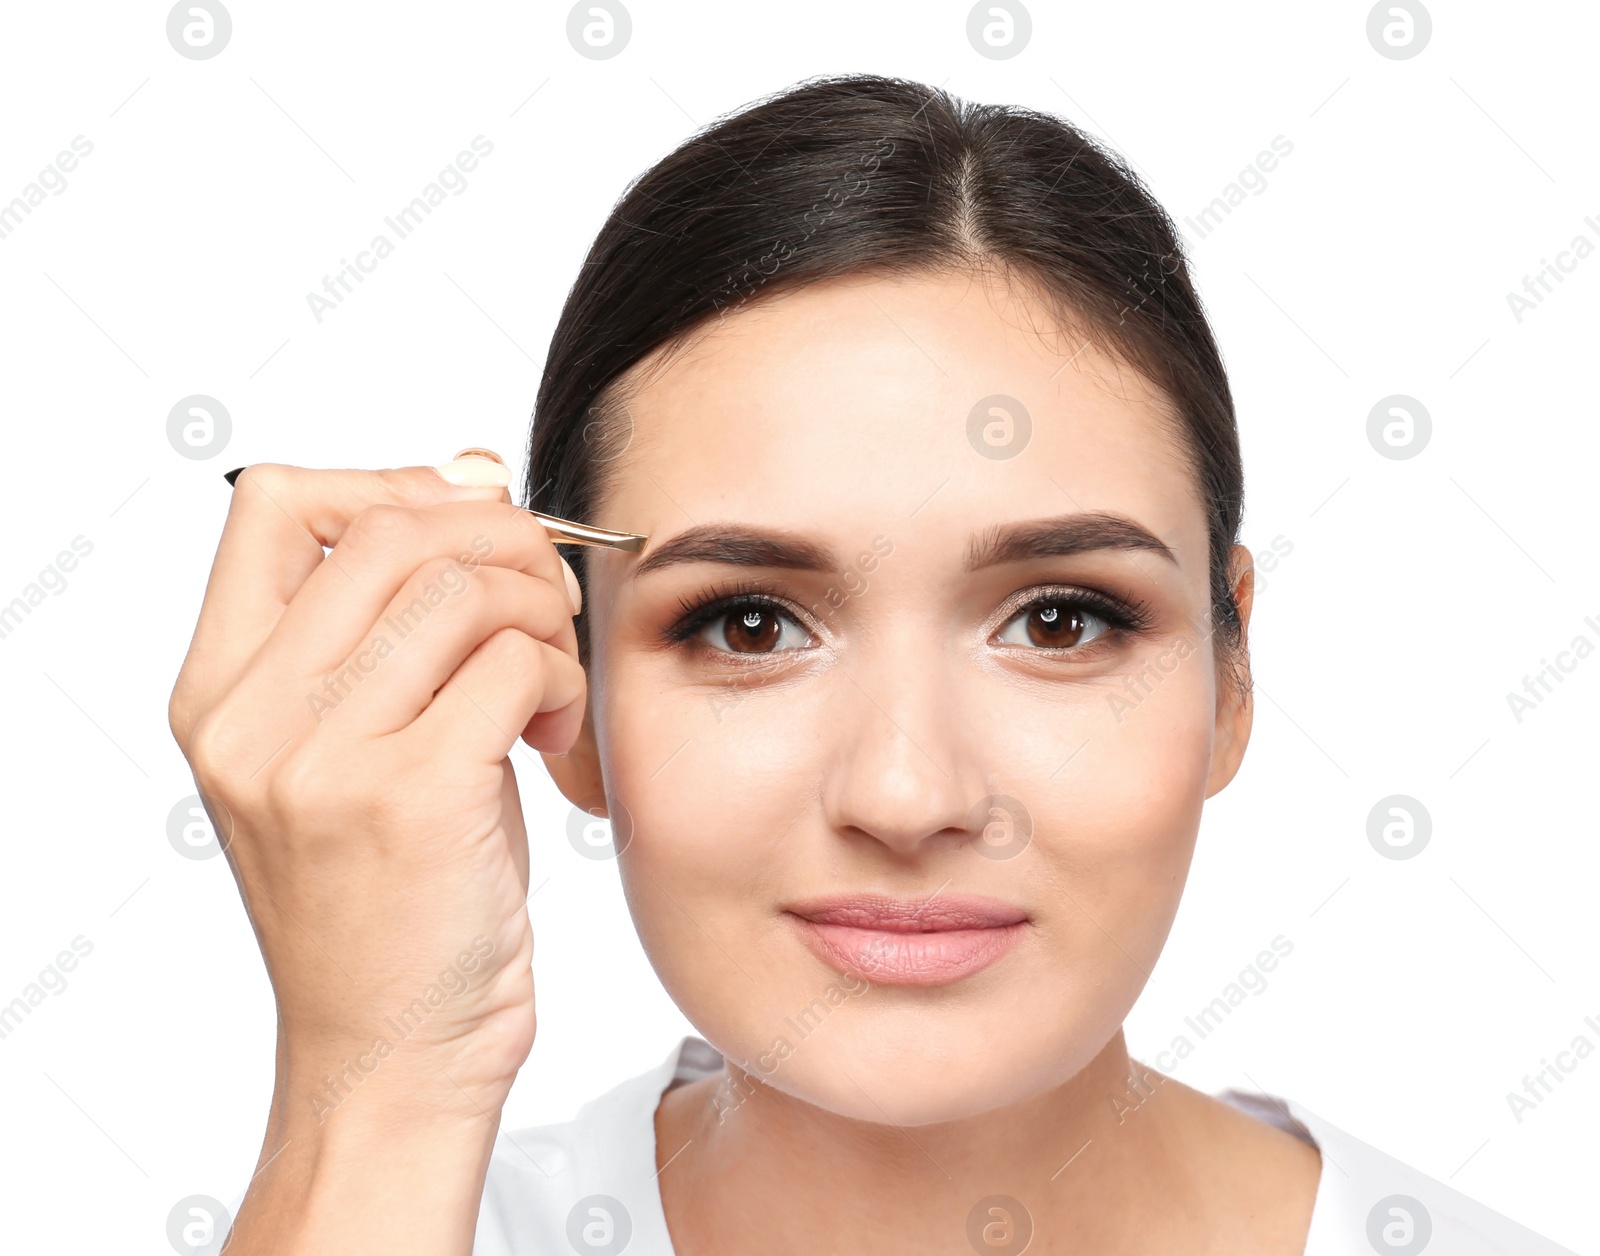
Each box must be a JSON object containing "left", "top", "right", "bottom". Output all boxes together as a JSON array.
[
  {"left": 996, "top": 600, "right": 1109, "bottom": 651},
  {"left": 698, "top": 602, "right": 810, "bottom": 655}
]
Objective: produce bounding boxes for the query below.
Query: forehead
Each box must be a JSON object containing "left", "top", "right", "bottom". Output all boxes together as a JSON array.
[{"left": 597, "top": 270, "right": 1204, "bottom": 557}]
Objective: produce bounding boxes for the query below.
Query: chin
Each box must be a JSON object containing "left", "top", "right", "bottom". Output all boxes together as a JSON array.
[{"left": 697, "top": 993, "right": 1122, "bottom": 1128}]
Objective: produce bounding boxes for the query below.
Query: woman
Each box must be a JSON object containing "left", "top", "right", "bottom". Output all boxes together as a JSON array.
[{"left": 171, "top": 76, "right": 1572, "bottom": 1254}]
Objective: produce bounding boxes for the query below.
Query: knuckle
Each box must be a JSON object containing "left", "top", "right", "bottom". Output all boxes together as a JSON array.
[
  {"left": 343, "top": 503, "right": 417, "bottom": 558},
  {"left": 471, "top": 626, "right": 545, "bottom": 687},
  {"left": 230, "top": 462, "right": 292, "bottom": 501},
  {"left": 507, "top": 628, "right": 585, "bottom": 696},
  {"left": 185, "top": 707, "right": 246, "bottom": 798},
  {"left": 378, "top": 465, "right": 450, "bottom": 508},
  {"left": 446, "top": 557, "right": 490, "bottom": 603},
  {"left": 551, "top": 641, "right": 588, "bottom": 692},
  {"left": 167, "top": 679, "right": 197, "bottom": 748},
  {"left": 375, "top": 466, "right": 415, "bottom": 496},
  {"left": 264, "top": 744, "right": 333, "bottom": 823},
  {"left": 494, "top": 625, "right": 543, "bottom": 668},
  {"left": 399, "top": 554, "right": 485, "bottom": 620}
]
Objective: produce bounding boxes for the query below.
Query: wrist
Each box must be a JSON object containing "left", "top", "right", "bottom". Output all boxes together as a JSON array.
[
  {"left": 227, "top": 1066, "right": 506, "bottom": 1256},
  {"left": 275, "top": 1012, "right": 524, "bottom": 1130}
]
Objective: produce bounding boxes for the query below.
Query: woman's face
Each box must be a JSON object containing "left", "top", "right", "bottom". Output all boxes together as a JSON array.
[{"left": 548, "top": 268, "right": 1253, "bottom": 1126}]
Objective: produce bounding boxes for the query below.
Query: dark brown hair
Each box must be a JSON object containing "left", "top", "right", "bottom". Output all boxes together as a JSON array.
[{"left": 526, "top": 73, "right": 1244, "bottom": 676}]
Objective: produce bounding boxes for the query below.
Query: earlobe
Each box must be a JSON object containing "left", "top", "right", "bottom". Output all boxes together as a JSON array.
[
  {"left": 1205, "top": 544, "right": 1255, "bottom": 798},
  {"left": 538, "top": 699, "right": 608, "bottom": 816}
]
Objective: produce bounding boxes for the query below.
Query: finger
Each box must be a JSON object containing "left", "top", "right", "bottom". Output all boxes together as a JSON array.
[
  {"left": 252, "top": 499, "right": 576, "bottom": 685},
  {"left": 405, "top": 628, "right": 587, "bottom": 764},
  {"left": 174, "top": 464, "right": 507, "bottom": 743},
  {"left": 309, "top": 566, "right": 579, "bottom": 738}
]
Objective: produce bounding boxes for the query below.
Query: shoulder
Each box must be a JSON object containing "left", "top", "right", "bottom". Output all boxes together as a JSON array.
[
  {"left": 1153, "top": 1076, "right": 1323, "bottom": 1250},
  {"left": 473, "top": 1036, "right": 718, "bottom": 1256},
  {"left": 1255, "top": 1093, "right": 1579, "bottom": 1256}
]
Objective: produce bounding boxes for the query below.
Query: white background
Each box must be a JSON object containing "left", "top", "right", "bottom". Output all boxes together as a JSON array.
[{"left": 0, "top": 1, "right": 1595, "bottom": 1252}]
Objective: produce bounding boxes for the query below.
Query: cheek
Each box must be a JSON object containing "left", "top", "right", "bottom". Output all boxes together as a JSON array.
[
  {"left": 594, "top": 656, "right": 814, "bottom": 986},
  {"left": 1030, "top": 648, "right": 1217, "bottom": 949},
  {"left": 597, "top": 658, "right": 817, "bottom": 855}
]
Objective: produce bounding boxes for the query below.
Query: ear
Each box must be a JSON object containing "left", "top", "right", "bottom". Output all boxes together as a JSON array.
[
  {"left": 538, "top": 696, "right": 608, "bottom": 816},
  {"left": 1205, "top": 543, "right": 1255, "bottom": 798}
]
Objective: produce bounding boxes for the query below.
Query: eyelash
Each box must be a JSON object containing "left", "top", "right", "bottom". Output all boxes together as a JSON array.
[
  {"left": 995, "top": 583, "right": 1155, "bottom": 644},
  {"left": 664, "top": 577, "right": 1154, "bottom": 652},
  {"left": 666, "top": 577, "right": 802, "bottom": 644}
]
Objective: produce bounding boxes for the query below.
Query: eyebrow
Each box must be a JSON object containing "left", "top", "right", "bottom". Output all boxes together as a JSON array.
[
  {"left": 633, "top": 527, "right": 835, "bottom": 577},
  {"left": 631, "top": 511, "right": 1176, "bottom": 578},
  {"left": 966, "top": 512, "right": 1176, "bottom": 569}
]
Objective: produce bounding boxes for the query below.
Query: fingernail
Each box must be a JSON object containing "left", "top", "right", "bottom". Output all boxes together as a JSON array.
[
  {"left": 559, "top": 555, "right": 583, "bottom": 616},
  {"left": 435, "top": 452, "right": 511, "bottom": 488}
]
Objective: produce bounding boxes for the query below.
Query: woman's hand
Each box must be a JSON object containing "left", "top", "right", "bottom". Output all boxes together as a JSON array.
[{"left": 167, "top": 461, "right": 587, "bottom": 1255}]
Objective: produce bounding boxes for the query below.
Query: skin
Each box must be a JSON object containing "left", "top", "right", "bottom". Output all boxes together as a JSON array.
[
  {"left": 169, "top": 470, "right": 587, "bottom": 1253},
  {"left": 545, "top": 269, "right": 1321, "bottom": 1253},
  {"left": 168, "top": 266, "right": 1318, "bottom": 1254}
]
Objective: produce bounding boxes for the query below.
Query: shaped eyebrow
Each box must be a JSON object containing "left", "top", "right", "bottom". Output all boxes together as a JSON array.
[
  {"left": 630, "top": 511, "right": 1176, "bottom": 578},
  {"left": 964, "top": 512, "right": 1177, "bottom": 569},
  {"left": 631, "top": 527, "right": 833, "bottom": 576}
]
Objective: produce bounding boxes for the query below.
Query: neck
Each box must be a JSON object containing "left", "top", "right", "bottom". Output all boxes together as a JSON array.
[{"left": 655, "top": 1026, "right": 1207, "bottom": 1253}]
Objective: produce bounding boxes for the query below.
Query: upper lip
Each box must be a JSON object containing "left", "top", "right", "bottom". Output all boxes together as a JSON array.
[{"left": 785, "top": 892, "right": 1028, "bottom": 932}]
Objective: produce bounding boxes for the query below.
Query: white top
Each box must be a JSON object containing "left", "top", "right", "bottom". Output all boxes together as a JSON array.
[{"left": 469, "top": 1035, "right": 1578, "bottom": 1255}]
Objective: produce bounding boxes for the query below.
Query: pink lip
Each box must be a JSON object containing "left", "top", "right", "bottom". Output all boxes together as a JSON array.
[{"left": 785, "top": 893, "right": 1029, "bottom": 986}]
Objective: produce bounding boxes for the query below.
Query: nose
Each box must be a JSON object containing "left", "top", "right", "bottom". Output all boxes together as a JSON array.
[{"left": 818, "top": 647, "right": 989, "bottom": 858}]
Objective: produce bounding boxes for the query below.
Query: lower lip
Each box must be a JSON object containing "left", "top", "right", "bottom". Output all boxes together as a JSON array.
[{"left": 789, "top": 916, "right": 1027, "bottom": 986}]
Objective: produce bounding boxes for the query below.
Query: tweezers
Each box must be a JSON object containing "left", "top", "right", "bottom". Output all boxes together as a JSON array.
[
  {"left": 523, "top": 508, "right": 647, "bottom": 552},
  {"left": 221, "top": 465, "right": 649, "bottom": 552}
]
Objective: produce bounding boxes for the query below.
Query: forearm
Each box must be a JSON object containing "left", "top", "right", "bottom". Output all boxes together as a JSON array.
[{"left": 226, "top": 1077, "right": 500, "bottom": 1256}]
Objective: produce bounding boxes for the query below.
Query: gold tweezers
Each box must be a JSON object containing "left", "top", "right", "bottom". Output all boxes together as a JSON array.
[
  {"left": 525, "top": 508, "right": 647, "bottom": 552},
  {"left": 221, "top": 457, "right": 649, "bottom": 553},
  {"left": 448, "top": 447, "right": 648, "bottom": 552}
]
